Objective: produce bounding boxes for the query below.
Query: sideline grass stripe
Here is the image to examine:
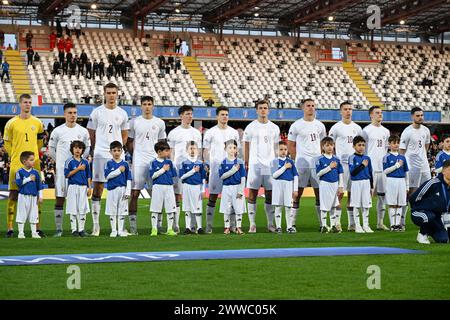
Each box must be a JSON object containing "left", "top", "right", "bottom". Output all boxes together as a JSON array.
[{"left": 0, "top": 247, "right": 424, "bottom": 266}]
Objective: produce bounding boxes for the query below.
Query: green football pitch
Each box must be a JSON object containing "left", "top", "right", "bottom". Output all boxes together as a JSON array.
[{"left": 0, "top": 198, "right": 449, "bottom": 300}]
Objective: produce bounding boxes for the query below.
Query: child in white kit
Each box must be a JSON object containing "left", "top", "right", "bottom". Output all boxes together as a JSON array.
[
  {"left": 104, "top": 141, "right": 132, "bottom": 237},
  {"left": 383, "top": 134, "right": 409, "bottom": 231},
  {"left": 149, "top": 141, "right": 178, "bottom": 236},
  {"left": 219, "top": 139, "right": 247, "bottom": 235},
  {"left": 15, "top": 151, "right": 43, "bottom": 239},
  {"left": 179, "top": 141, "right": 207, "bottom": 235},
  {"left": 271, "top": 141, "right": 298, "bottom": 233},
  {"left": 64, "top": 140, "right": 92, "bottom": 237},
  {"left": 315, "top": 137, "right": 344, "bottom": 233}
]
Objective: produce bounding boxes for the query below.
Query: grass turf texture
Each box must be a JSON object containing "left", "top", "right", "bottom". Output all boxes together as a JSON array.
[{"left": 0, "top": 198, "right": 449, "bottom": 300}]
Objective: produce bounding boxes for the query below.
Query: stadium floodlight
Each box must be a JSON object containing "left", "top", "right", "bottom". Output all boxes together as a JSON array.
[
  {"left": 2, "top": 0, "right": 9, "bottom": 5},
  {"left": 254, "top": 13, "right": 259, "bottom": 17},
  {"left": 91, "top": 3, "right": 97, "bottom": 10},
  {"left": 399, "top": 20, "right": 405, "bottom": 25},
  {"left": 328, "top": 16, "right": 334, "bottom": 21},
  {"left": 254, "top": 6, "right": 259, "bottom": 10},
  {"left": 175, "top": 8, "right": 181, "bottom": 13}
]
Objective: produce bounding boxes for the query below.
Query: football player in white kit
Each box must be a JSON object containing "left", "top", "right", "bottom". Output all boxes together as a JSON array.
[
  {"left": 287, "top": 99, "right": 326, "bottom": 232},
  {"left": 167, "top": 105, "right": 202, "bottom": 233},
  {"left": 399, "top": 107, "right": 431, "bottom": 230},
  {"left": 126, "top": 96, "right": 166, "bottom": 235},
  {"left": 243, "top": 99, "right": 280, "bottom": 233},
  {"left": 87, "top": 83, "right": 129, "bottom": 236},
  {"left": 48, "top": 103, "right": 90, "bottom": 237},
  {"left": 361, "top": 106, "right": 390, "bottom": 231},
  {"left": 328, "top": 101, "right": 362, "bottom": 231},
  {"left": 203, "top": 106, "right": 240, "bottom": 233}
]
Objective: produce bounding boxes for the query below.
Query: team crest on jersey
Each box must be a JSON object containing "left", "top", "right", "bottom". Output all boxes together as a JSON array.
[
  {"left": 152, "top": 126, "right": 156, "bottom": 130},
  {"left": 31, "top": 125, "right": 36, "bottom": 131},
  {"left": 77, "top": 135, "right": 81, "bottom": 139}
]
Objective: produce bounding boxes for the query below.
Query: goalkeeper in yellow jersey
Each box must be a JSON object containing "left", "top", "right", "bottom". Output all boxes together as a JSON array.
[{"left": 3, "top": 94, "right": 45, "bottom": 238}]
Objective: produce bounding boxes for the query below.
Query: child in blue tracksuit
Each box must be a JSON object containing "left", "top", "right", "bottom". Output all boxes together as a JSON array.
[
  {"left": 15, "top": 151, "right": 43, "bottom": 239},
  {"left": 435, "top": 135, "right": 450, "bottom": 174},
  {"left": 349, "top": 136, "right": 373, "bottom": 233},
  {"left": 410, "top": 159, "right": 450, "bottom": 244},
  {"left": 179, "top": 141, "right": 207, "bottom": 235},
  {"left": 104, "top": 141, "right": 132, "bottom": 237}
]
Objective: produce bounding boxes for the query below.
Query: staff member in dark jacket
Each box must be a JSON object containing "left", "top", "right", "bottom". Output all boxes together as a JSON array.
[{"left": 410, "top": 159, "right": 450, "bottom": 244}]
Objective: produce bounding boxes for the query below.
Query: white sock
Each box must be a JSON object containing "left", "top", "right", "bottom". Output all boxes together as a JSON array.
[
  {"left": 184, "top": 211, "right": 192, "bottom": 231},
  {"left": 377, "top": 196, "right": 386, "bottom": 225},
  {"left": 264, "top": 203, "right": 274, "bottom": 228},
  {"left": 195, "top": 213, "right": 202, "bottom": 229},
  {"left": 118, "top": 216, "right": 125, "bottom": 234},
  {"left": 348, "top": 209, "right": 355, "bottom": 226},
  {"left": 224, "top": 214, "right": 231, "bottom": 228},
  {"left": 18, "top": 223, "right": 24, "bottom": 234},
  {"left": 206, "top": 204, "right": 215, "bottom": 228},
  {"left": 248, "top": 202, "right": 257, "bottom": 226},
  {"left": 389, "top": 207, "right": 396, "bottom": 227},
  {"left": 353, "top": 208, "right": 361, "bottom": 228},
  {"left": 230, "top": 212, "right": 236, "bottom": 229},
  {"left": 335, "top": 208, "right": 342, "bottom": 226},
  {"left": 274, "top": 207, "right": 282, "bottom": 229},
  {"left": 30, "top": 223, "right": 37, "bottom": 234},
  {"left": 291, "top": 206, "right": 298, "bottom": 226},
  {"left": 70, "top": 214, "right": 78, "bottom": 232},
  {"left": 397, "top": 207, "right": 404, "bottom": 226},
  {"left": 151, "top": 212, "right": 158, "bottom": 229},
  {"left": 362, "top": 208, "right": 370, "bottom": 228},
  {"left": 236, "top": 214, "right": 243, "bottom": 228},
  {"left": 174, "top": 206, "right": 180, "bottom": 230},
  {"left": 167, "top": 212, "right": 175, "bottom": 231},
  {"left": 92, "top": 200, "right": 101, "bottom": 228},
  {"left": 110, "top": 216, "right": 117, "bottom": 233},
  {"left": 320, "top": 211, "right": 328, "bottom": 228},
  {"left": 78, "top": 214, "right": 86, "bottom": 232},
  {"left": 129, "top": 215, "right": 137, "bottom": 233},
  {"left": 55, "top": 208, "right": 64, "bottom": 231},
  {"left": 157, "top": 213, "right": 163, "bottom": 229},
  {"left": 401, "top": 206, "right": 408, "bottom": 226},
  {"left": 330, "top": 208, "right": 337, "bottom": 227},
  {"left": 190, "top": 212, "right": 197, "bottom": 230},
  {"left": 316, "top": 205, "right": 327, "bottom": 227}
]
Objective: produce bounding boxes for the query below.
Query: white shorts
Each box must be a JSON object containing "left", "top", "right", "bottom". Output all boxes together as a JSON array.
[
  {"left": 272, "top": 179, "right": 293, "bottom": 207},
  {"left": 385, "top": 177, "right": 407, "bottom": 206},
  {"left": 182, "top": 184, "right": 203, "bottom": 213},
  {"left": 105, "top": 186, "right": 129, "bottom": 216},
  {"left": 150, "top": 184, "right": 176, "bottom": 213},
  {"left": 409, "top": 169, "right": 432, "bottom": 189},
  {"left": 297, "top": 167, "right": 319, "bottom": 188},
  {"left": 208, "top": 162, "right": 223, "bottom": 195},
  {"left": 92, "top": 157, "right": 109, "bottom": 183},
  {"left": 219, "top": 185, "right": 246, "bottom": 214},
  {"left": 16, "top": 194, "right": 39, "bottom": 224},
  {"left": 350, "top": 180, "right": 372, "bottom": 208},
  {"left": 342, "top": 163, "right": 352, "bottom": 191},
  {"left": 66, "top": 184, "right": 90, "bottom": 215},
  {"left": 55, "top": 174, "right": 68, "bottom": 198},
  {"left": 132, "top": 164, "right": 152, "bottom": 190},
  {"left": 319, "top": 180, "right": 340, "bottom": 211},
  {"left": 372, "top": 172, "right": 386, "bottom": 194},
  {"left": 246, "top": 165, "right": 273, "bottom": 190}
]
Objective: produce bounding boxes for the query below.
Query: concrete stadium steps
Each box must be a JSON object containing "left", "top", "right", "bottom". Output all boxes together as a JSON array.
[
  {"left": 183, "top": 56, "right": 220, "bottom": 106},
  {"left": 343, "top": 62, "right": 383, "bottom": 107},
  {"left": 4, "top": 50, "right": 33, "bottom": 100}
]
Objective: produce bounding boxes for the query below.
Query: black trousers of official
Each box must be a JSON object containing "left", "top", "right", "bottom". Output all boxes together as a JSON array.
[{"left": 411, "top": 209, "right": 449, "bottom": 243}]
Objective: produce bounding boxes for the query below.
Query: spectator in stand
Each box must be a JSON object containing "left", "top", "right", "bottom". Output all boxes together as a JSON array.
[
  {"left": 116, "top": 51, "right": 124, "bottom": 63},
  {"left": 52, "top": 57, "right": 60, "bottom": 76},
  {"left": 93, "top": 59, "right": 99, "bottom": 79},
  {"left": 158, "top": 54, "right": 166, "bottom": 71},
  {"left": 1, "top": 58, "right": 10, "bottom": 82},
  {"left": 120, "top": 60, "right": 127, "bottom": 78},
  {"left": 174, "top": 58, "right": 181, "bottom": 73},
  {"left": 163, "top": 38, "right": 169, "bottom": 52},
  {"left": 56, "top": 19, "right": 63, "bottom": 38},
  {"left": 108, "top": 51, "right": 116, "bottom": 64},
  {"left": 174, "top": 35, "right": 181, "bottom": 53},
  {"left": 62, "top": 58, "right": 68, "bottom": 77},
  {"left": 114, "top": 60, "right": 122, "bottom": 78},
  {"left": 132, "top": 93, "right": 139, "bottom": 106},
  {"left": 77, "top": 57, "right": 84, "bottom": 78},
  {"left": 6, "top": 44, "right": 13, "bottom": 50},
  {"left": 25, "top": 30, "right": 33, "bottom": 48},
  {"left": 34, "top": 52, "right": 40, "bottom": 63},
  {"left": 98, "top": 59, "right": 105, "bottom": 79},
  {"left": 58, "top": 49, "right": 65, "bottom": 65},
  {"left": 64, "top": 37, "right": 73, "bottom": 54},
  {"left": 66, "top": 51, "right": 72, "bottom": 64},
  {"left": 168, "top": 55, "right": 175, "bottom": 69},
  {"left": 106, "top": 63, "right": 114, "bottom": 80},
  {"left": 26, "top": 47, "right": 34, "bottom": 66},
  {"left": 69, "top": 56, "right": 77, "bottom": 79},
  {"left": 65, "top": 23, "right": 71, "bottom": 37},
  {"left": 124, "top": 54, "right": 132, "bottom": 72},
  {"left": 165, "top": 61, "right": 171, "bottom": 75},
  {"left": 205, "top": 97, "right": 215, "bottom": 107},
  {"left": 276, "top": 98, "right": 285, "bottom": 109},
  {"left": 85, "top": 59, "right": 92, "bottom": 79},
  {"left": 49, "top": 31, "right": 57, "bottom": 51},
  {"left": 57, "top": 37, "right": 65, "bottom": 53},
  {"left": 80, "top": 49, "right": 88, "bottom": 65},
  {"left": 75, "top": 22, "right": 81, "bottom": 39}
]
